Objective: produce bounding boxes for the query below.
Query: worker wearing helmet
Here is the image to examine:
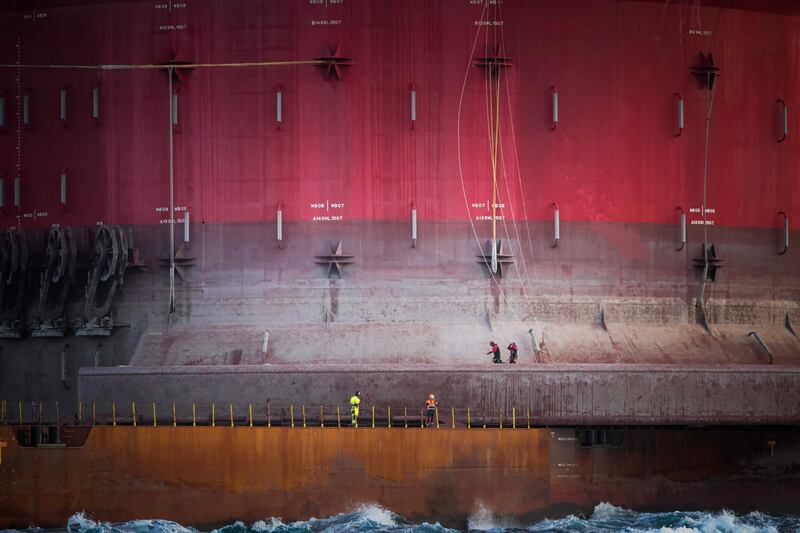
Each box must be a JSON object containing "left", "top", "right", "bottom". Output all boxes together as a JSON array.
[
  {"left": 425, "top": 393, "right": 438, "bottom": 427},
  {"left": 507, "top": 342, "right": 518, "bottom": 364},
  {"left": 350, "top": 391, "right": 361, "bottom": 427},
  {"left": 487, "top": 341, "right": 502, "bottom": 363}
]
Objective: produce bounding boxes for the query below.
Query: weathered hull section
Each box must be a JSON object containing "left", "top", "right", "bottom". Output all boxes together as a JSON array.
[
  {"left": 1, "top": 425, "right": 799, "bottom": 529},
  {"left": 77, "top": 364, "right": 800, "bottom": 427},
  {"left": 1, "top": 1, "right": 800, "bottom": 526},
  {"left": 0, "top": 0, "right": 797, "bottom": 409}
]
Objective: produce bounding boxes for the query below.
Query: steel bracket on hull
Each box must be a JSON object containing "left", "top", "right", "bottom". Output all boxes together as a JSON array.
[
  {"left": 785, "top": 313, "right": 798, "bottom": 340},
  {"left": 75, "top": 315, "right": 114, "bottom": 337},
  {"left": 159, "top": 242, "right": 195, "bottom": 281},
  {"left": 476, "top": 239, "right": 514, "bottom": 277},
  {"left": 474, "top": 45, "right": 512, "bottom": 79},
  {"left": 315, "top": 241, "right": 354, "bottom": 278},
  {"left": 692, "top": 243, "right": 723, "bottom": 282},
  {"left": 748, "top": 331, "right": 773, "bottom": 365},
  {"left": 315, "top": 44, "right": 353, "bottom": 81},
  {"left": 691, "top": 53, "right": 721, "bottom": 90}
]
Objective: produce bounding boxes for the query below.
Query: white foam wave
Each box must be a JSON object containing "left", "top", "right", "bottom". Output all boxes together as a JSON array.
[
  {"left": 67, "top": 512, "right": 104, "bottom": 532},
  {"left": 590, "top": 501, "right": 629, "bottom": 520},
  {"left": 467, "top": 502, "right": 521, "bottom": 531},
  {"left": 210, "top": 521, "right": 247, "bottom": 533},
  {"left": 353, "top": 503, "right": 398, "bottom": 527},
  {"left": 467, "top": 502, "right": 499, "bottom": 531},
  {"left": 129, "top": 519, "right": 198, "bottom": 533},
  {"left": 678, "top": 509, "right": 778, "bottom": 533},
  {"left": 251, "top": 518, "right": 286, "bottom": 533}
]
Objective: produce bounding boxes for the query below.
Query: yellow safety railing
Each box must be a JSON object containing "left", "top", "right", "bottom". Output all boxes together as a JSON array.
[{"left": 0, "top": 400, "right": 537, "bottom": 430}]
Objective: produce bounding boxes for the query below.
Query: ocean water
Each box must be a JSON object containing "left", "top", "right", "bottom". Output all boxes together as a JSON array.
[{"left": 4, "top": 502, "right": 800, "bottom": 533}]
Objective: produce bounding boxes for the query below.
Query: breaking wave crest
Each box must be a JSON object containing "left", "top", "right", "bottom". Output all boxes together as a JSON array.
[{"left": 5, "top": 503, "right": 800, "bottom": 533}]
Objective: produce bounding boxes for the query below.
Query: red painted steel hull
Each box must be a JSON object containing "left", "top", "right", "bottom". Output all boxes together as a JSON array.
[{"left": 0, "top": 0, "right": 797, "bottom": 229}]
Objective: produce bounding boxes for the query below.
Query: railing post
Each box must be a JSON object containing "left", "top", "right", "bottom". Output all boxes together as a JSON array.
[
  {"left": 435, "top": 407, "right": 439, "bottom": 429},
  {"left": 267, "top": 403, "right": 271, "bottom": 427},
  {"left": 336, "top": 405, "right": 341, "bottom": 428},
  {"left": 451, "top": 407, "right": 455, "bottom": 429},
  {"left": 153, "top": 402, "right": 157, "bottom": 427},
  {"left": 467, "top": 407, "right": 471, "bottom": 429},
  {"left": 371, "top": 405, "right": 375, "bottom": 428},
  {"left": 132, "top": 402, "right": 137, "bottom": 427},
  {"left": 387, "top": 406, "right": 391, "bottom": 428},
  {"left": 211, "top": 403, "right": 215, "bottom": 427},
  {"left": 112, "top": 402, "right": 117, "bottom": 426},
  {"left": 290, "top": 404, "right": 295, "bottom": 428},
  {"left": 192, "top": 403, "right": 196, "bottom": 427},
  {"left": 92, "top": 402, "right": 96, "bottom": 426},
  {"left": 512, "top": 406, "right": 516, "bottom": 429},
  {"left": 527, "top": 406, "right": 531, "bottom": 429},
  {"left": 302, "top": 405, "right": 306, "bottom": 428},
  {"left": 249, "top": 403, "right": 253, "bottom": 427},
  {"left": 229, "top": 403, "right": 234, "bottom": 427},
  {"left": 404, "top": 406, "right": 408, "bottom": 428},
  {"left": 172, "top": 403, "right": 176, "bottom": 427},
  {"left": 320, "top": 405, "right": 324, "bottom": 428}
]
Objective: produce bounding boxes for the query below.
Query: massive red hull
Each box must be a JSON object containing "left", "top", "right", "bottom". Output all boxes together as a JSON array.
[{"left": 0, "top": 0, "right": 797, "bottom": 229}]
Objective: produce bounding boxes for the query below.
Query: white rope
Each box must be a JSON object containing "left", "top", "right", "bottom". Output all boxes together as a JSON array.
[
  {"left": 0, "top": 60, "right": 324, "bottom": 71},
  {"left": 457, "top": 0, "right": 529, "bottom": 330}
]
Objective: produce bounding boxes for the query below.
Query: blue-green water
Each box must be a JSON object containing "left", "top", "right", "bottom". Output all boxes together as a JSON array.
[{"left": 4, "top": 503, "right": 800, "bottom": 533}]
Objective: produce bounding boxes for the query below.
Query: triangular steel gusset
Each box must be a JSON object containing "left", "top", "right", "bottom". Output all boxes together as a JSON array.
[
  {"left": 476, "top": 239, "right": 515, "bottom": 277},
  {"left": 315, "top": 240, "right": 355, "bottom": 278}
]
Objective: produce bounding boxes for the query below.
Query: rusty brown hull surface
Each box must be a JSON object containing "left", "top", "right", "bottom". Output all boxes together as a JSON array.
[{"left": 2, "top": 426, "right": 800, "bottom": 529}]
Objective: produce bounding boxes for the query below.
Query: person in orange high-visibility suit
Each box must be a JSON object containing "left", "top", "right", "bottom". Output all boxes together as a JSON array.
[{"left": 425, "top": 393, "right": 438, "bottom": 427}]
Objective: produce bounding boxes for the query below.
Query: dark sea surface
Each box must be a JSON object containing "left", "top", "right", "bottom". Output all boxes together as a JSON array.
[{"left": 4, "top": 503, "right": 800, "bottom": 533}]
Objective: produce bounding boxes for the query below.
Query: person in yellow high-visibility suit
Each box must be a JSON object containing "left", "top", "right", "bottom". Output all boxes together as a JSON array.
[{"left": 350, "top": 391, "right": 361, "bottom": 427}]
